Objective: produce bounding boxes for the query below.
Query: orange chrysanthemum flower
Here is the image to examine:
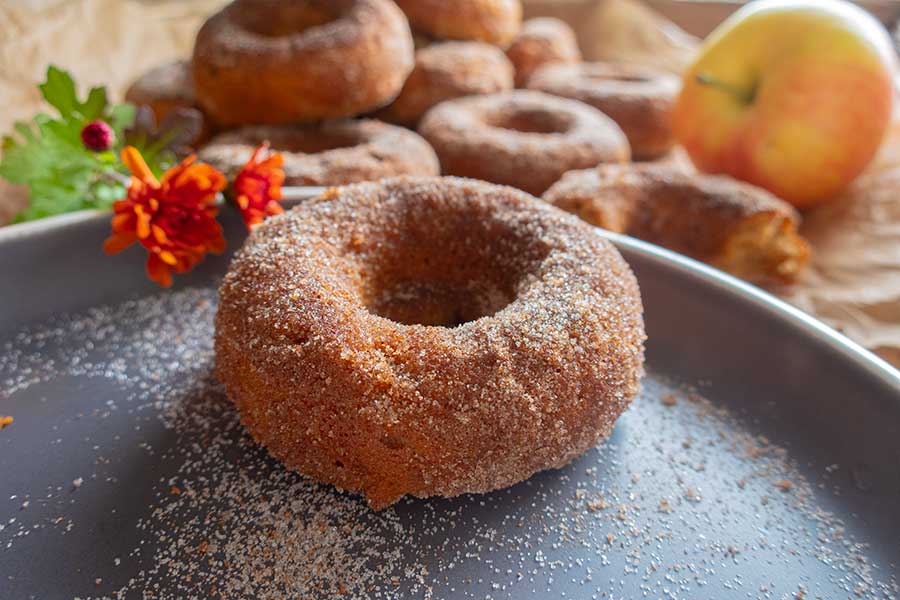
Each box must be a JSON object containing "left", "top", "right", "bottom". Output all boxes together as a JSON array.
[
  {"left": 232, "top": 143, "right": 285, "bottom": 229},
  {"left": 103, "top": 146, "right": 227, "bottom": 287}
]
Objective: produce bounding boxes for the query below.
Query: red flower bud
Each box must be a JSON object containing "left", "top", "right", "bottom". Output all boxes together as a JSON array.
[{"left": 81, "top": 120, "right": 114, "bottom": 152}]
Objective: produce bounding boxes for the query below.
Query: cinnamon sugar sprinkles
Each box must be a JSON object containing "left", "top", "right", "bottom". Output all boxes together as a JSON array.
[{"left": 1, "top": 287, "right": 897, "bottom": 599}]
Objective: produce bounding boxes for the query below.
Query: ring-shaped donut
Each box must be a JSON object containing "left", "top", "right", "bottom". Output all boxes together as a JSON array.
[
  {"left": 506, "top": 18, "right": 581, "bottom": 87},
  {"left": 192, "top": 0, "right": 414, "bottom": 126},
  {"left": 395, "top": 0, "right": 522, "bottom": 46},
  {"left": 528, "top": 62, "right": 681, "bottom": 160},
  {"left": 215, "top": 176, "right": 645, "bottom": 509},
  {"left": 419, "top": 90, "right": 630, "bottom": 195},
  {"left": 198, "top": 120, "right": 439, "bottom": 185},
  {"left": 377, "top": 41, "right": 514, "bottom": 126},
  {"left": 124, "top": 60, "right": 212, "bottom": 146}
]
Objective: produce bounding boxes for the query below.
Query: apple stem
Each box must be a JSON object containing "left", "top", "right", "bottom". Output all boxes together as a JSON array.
[{"left": 696, "top": 73, "right": 756, "bottom": 104}]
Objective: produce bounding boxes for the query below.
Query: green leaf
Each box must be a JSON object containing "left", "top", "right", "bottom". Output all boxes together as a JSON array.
[
  {"left": 87, "top": 178, "right": 125, "bottom": 210},
  {"left": 107, "top": 102, "right": 135, "bottom": 131},
  {"left": 107, "top": 102, "right": 136, "bottom": 142},
  {"left": 0, "top": 65, "right": 140, "bottom": 222},
  {"left": 39, "top": 66, "right": 80, "bottom": 120},
  {"left": 81, "top": 86, "right": 108, "bottom": 121}
]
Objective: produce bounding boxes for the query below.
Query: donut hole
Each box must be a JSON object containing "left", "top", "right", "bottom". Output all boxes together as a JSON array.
[
  {"left": 366, "top": 280, "right": 509, "bottom": 327},
  {"left": 357, "top": 205, "right": 549, "bottom": 327},
  {"left": 268, "top": 131, "right": 365, "bottom": 154},
  {"left": 487, "top": 108, "right": 574, "bottom": 135},
  {"left": 230, "top": 129, "right": 365, "bottom": 154},
  {"left": 231, "top": 1, "right": 342, "bottom": 38}
]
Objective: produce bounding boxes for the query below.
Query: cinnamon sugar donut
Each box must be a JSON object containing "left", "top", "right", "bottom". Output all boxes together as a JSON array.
[
  {"left": 215, "top": 176, "right": 645, "bottom": 509},
  {"left": 198, "top": 120, "right": 439, "bottom": 185},
  {"left": 528, "top": 62, "right": 681, "bottom": 160},
  {"left": 125, "top": 60, "right": 197, "bottom": 124},
  {"left": 506, "top": 18, "right": 581, "bottom": 88},
  {"left": 418, "top": 90, "right": 630, "bottom": 195},
  {"left": 377, "top": 41, "right": 514, "bottom": 126},
  {"left": 395, "top": 0, "right": 522, "bottom": 46},
  {"left": 192, "top": 0, "right": 414, "bottom": 126},
  {"left": 125, "top": 60, "right": 213, "bottom": 151},
  {"left": 543, "top": 163, "right": 811, "bottom": 284}
]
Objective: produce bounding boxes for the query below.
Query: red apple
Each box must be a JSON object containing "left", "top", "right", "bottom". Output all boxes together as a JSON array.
[{"left": 673, "top": 0, "right": 896, "bottom": 208}]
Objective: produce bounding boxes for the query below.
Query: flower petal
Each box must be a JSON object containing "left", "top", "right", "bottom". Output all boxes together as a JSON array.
[
  {"left": 121, "top": 146, "right": 159, "bottom": 187},
  {"left": 135, "top": 206, "right": 152, "bottom": 239},
  {"left": 102, "top": 231, "right": 137, "bottom": 255},
  {"left": 146, "top": 254, "right": 174, "bottom": 288},
  {"left": 151, "top": 224, "right": 169, "bottom": 245},
  {"left": 158, "top": 249, "right": 179, "bottom": 266}
]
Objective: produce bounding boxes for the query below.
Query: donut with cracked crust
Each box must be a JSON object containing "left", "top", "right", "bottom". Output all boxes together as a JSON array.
[{"left": 543, "top": 163, "right": 811, "bottom": 284}]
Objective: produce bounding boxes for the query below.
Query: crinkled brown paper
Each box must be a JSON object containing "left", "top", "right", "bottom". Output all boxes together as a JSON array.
[{"left": 1, "top": 0, "right": 898, "bottom": 367}]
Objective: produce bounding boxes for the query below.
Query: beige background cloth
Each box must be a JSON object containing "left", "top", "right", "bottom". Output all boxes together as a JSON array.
[{"left": 0, "top": 0, "right": 899, "bottom": 367}]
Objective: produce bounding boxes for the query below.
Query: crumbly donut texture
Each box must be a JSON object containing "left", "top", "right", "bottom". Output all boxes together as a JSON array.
[
  {"left": 215, "top": 176, "right": 646, "bottom": 509},
  {"left": 192, "top": 0, "right": 414, "bottom": 125},
  {"left": 528, "top": 62, "right": 681, "bottom": 160},
  {"left": 419, "top": 90, "right": 630, "bottom": 195},
  {"left": 395, "top": 0, "right": 522, "bottom": 46},
  {"left": 378, "top": 41, "right": 514, "bottom": 126},
  {"left": 506, "top": 18, "right": 581, "bottom": 88},
  {"left": 198, "top": 120, "right": 439, "bottom": 185},
  {"left": 543, "top": 164, "right": 811, "bottom": 284}
]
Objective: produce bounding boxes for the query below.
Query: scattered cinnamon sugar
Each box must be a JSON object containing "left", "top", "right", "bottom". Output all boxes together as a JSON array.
[
  {"left": 683, "top": 487, "right": 701, "bottom": 503},
  {"left": 660, "top": 394, "right": 678, "bottom": 407},
  {"left": 585, "top": 496, "right": 609, "bottom": 513},
  {"left": 0, "top": 288, "right": 896, "bottom": 600},
  {"left": 775, "top": 479, "right": 794, "bottom": 492}
]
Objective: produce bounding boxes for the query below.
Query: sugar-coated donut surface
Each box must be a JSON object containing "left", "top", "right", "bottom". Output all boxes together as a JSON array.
[
  {"left": 192, "top": 0, "right": 414, "bottom": 125},
  {"left": 198, "top": 120, "right": 439, "bottom": 185},
  {"left": 528, "top": 62, "right": 681, "bottom": 160},
  {"left": 395, "top": 0, "right": 522, "bottom": 46},
  {"left": 419, "top": 90, "right": 630, "bottom": 195},
  {"left": 124, "top": 60, "right": 197, "bottom": 122},
  {"left": 125, "top": 60, "right": 213, "bottom": 147},
  {"left": 506, "top": 18, "right": 581, "bottom": 88},
  {"left": 378, "top": 41, "right": 514, "bottom": 126},
  {"left": 215, "top": 176, "right": 645, "bottom": 509},
  {"left": 543, "top": 164, "right": 811, "bottom": 284}
]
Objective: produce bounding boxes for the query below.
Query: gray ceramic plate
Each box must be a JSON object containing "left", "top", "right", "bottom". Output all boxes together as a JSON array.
[{"left": 1, "top": 192, "right": 899, "bottom": 600}]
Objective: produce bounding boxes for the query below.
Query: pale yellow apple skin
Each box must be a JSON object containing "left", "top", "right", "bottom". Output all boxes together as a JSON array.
[{"left": 673, "top": 0, "right": 895, "bottom": 208}]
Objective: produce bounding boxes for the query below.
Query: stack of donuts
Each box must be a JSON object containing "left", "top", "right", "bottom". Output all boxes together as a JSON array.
[{"left": 125, "top": 0, "right": 810, "bottom": 285}]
